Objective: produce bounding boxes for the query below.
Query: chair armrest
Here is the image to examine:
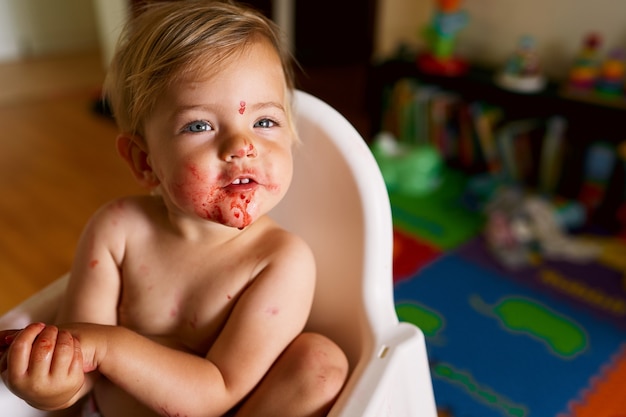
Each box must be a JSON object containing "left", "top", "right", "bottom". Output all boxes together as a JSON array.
[
  {"left": 0, "top": 275, "right": 69, "bottom": 417},
  {"left": 330, "top": 322, "right": 438, "bottom": 417},
  {"left": 0, "top": 275, "right": 68, "bottom": 330}
]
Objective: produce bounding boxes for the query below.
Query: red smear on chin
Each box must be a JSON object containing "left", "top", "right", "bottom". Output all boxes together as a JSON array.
[{"left": 175, "top": 164, "right": 255, "bottom": 228}]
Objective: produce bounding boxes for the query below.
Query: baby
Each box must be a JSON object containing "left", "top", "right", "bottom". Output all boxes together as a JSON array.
[{"left": 0, "top": 1, "right": 348, "bottom": 416}]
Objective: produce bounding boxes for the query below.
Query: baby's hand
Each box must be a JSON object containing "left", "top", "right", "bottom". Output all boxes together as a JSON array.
[
  {"left": 1, "top": 323, "right": 85, "bottom": 410},
  {"left": 0, "top": 329, "right": 20, "bottom": 360}
]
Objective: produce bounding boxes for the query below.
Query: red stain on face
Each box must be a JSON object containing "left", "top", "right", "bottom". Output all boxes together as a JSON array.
[
  {"left": 239, "top": 100, "right": 246, "bottom": 115},
  {"left": 89, "top": 259, "right": 99, "bottom": 269},
  {"left": 188, "top": 164, "right": 203, "bottom": 181},
  {"left": 171, "top": 162, "right": 262, "bottom": 229}
]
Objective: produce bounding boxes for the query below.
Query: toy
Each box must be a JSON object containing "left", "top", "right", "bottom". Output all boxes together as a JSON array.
[
  {"left": 596, "top": 48, "right": 626, "bottom": 97},
  {"left": 578, "top": 141, "right": 617, "bottom": 217},
  {"left": 616, "top": 141, "right": 626, "bottom": 240},
  {"left": 371, "top": 132, "right": 444, "bottom": 196},
  {"left": 484, "top": 187, "right": 599, "bottom": 269},
  {"left": 495, "top": 35, "right": 546, "bottom": 93},
  {"left": 417, "top": 0, "right": 469, "bottom": 76},
  {"left": 567, "top": 33, "right": 603, "bottom": 91}
]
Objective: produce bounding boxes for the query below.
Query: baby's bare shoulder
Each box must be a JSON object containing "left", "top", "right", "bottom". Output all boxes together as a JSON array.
[
  {"left": 78, "top": 196, "right": 166, "bottom": 247},
  {"left": 91, "top": 195, "right": 162, "bottom": 226},
  {"left": 254, "top": 219, "right": 312, "bottom": 255},
  {"left": 252, "top": 220, "right": 315, "bottom": 278}
]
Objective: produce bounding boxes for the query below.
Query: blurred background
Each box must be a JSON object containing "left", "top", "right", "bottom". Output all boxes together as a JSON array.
[{"left": 1, "top": 1, "right": 626, "bottom": 416}]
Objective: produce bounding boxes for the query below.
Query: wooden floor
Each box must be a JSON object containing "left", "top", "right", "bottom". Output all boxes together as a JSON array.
[{"left": 0, "top": 50, "right": 142, "bottom": 314}]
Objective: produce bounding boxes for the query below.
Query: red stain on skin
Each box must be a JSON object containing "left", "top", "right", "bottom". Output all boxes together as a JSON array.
[
  {"left": 89, "top": 259, "right": 99, "bottom": 269},
  {"left": 38, "top": 339, "right": 53, "bottom": 351},
  {"left": 159, "top": 406, "right": 185, "bottom": 417},
  {"left": 266, "top": 307, "right": 279, "bottom": 316},
  {"left": 239, "top": 100, "right": 246, "bottom": 115},
  {"left": 188, "top": 164, "right": 203, "bottom": 181},
  {"left": 171, "top": 163, "right": 266, "bottom": 229},
  {"left": 138, "top": 264, "right": 150, "bottom": 277},
  {"left": 33, "top": 337, "right": 54, "bottom": 362}
]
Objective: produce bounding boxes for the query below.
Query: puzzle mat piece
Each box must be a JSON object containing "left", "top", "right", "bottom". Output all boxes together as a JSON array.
[{"left": 394, "top": 254, "right": 626, "bottom": 417}]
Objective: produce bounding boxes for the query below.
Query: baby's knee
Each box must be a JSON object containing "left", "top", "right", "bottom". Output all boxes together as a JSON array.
[{"left": 288, "top": 333, "right": 349, "bottom": 399}]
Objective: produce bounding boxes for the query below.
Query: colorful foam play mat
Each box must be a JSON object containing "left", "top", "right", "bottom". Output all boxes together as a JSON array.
[{"left": 391, "top": 179, "right": 626, "bottom": 417}]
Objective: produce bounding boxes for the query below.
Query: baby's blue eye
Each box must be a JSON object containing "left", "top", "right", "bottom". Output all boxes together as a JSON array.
[
  {"left": 254, "top": 119, "right": 276, "bottom": 128},
  {"left": 184, "top": 121, "right": 211, "bottom": 133}
]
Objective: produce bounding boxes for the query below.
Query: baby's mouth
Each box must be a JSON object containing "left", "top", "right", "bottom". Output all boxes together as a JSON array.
[
  {"left": 226, "top": 177, "right": 258, "bottom": 192},
  {"left": 231, "top": 178, "right": 252, "bottom": 185}
]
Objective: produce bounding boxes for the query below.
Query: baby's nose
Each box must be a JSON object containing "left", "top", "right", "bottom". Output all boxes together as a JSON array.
[{"left": 221, "top": 138, "right": 257, "bottom": 161}]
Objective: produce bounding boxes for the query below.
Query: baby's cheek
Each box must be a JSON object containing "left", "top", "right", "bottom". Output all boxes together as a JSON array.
[
  {"left": 167, "top": 164, "right": 261, "bottom": 228},
  {"left": 171, "top": 181, "right": 217, "bottom": 217}
]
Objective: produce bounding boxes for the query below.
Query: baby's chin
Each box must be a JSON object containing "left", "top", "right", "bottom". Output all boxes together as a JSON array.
[{"left": 221, "top": 205, "right": 258, "bottom": 230}]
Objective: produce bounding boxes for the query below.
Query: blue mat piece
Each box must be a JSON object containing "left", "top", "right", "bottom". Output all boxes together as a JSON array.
[{"left": 394, "top": 253, "right": 626, "bottom": 417}]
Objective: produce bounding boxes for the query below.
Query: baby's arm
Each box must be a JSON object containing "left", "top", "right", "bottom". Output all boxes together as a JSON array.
[
  {"left": 54, "top": 201, "right": 126, "bottom": 400},
  {"left": 1, "top": 201, "right": 124, "bottom": 410},
  {"left": 65, "top": 232, "right": 316, "bottom": 416}
]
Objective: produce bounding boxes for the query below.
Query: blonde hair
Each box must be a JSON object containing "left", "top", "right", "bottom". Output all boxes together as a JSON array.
[{"left": 104, "top": 0, "right": 295, "bottom": 136}]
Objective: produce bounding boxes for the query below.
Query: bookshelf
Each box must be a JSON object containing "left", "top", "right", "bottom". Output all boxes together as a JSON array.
[
  {"left": 369, "top": 58, "right": 626, "bottom": 141},
  {"left": 368, "top": 58, "right": 626, "bottom": 232}
]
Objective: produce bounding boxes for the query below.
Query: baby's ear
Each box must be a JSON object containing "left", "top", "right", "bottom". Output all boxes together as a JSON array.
[{"left": 116, "top": 134, "right": 160, "bottom": 189}]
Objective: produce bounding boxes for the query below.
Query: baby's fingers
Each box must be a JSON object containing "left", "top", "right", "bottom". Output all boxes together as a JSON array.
[
  {"left": 50, "top": 330, "right": 82, "bottom": 376},
  {"left": 0, "top": 329, "right": 20, "bottom": 347},
  {"left": 6, "top": 323, "right": 46, "bottom": 377}
]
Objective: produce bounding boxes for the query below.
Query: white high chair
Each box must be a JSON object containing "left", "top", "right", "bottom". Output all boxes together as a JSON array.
[{"left": 0, "top": 91, "right": 437, "bottom": 416}]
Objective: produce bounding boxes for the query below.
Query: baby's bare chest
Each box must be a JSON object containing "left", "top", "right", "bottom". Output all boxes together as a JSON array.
[{"left": 117, "top": 253, "right": 256, "bottom": 354}]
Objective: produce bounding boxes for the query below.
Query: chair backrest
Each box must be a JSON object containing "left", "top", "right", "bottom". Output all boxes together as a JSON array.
[
  {"left": 0, "top": 91, "right": 435, "bottom": 417},
  {"left": 270, "top": 91, "right": 399, "bottom": 369}
]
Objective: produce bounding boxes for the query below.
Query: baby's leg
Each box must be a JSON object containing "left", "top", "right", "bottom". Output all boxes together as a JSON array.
[{"left": 234, "top": 332, "right": 348, "bottom": 417}]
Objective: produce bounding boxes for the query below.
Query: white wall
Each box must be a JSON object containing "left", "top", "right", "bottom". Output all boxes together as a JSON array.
[
  {"left": 375, "top": 0, "right": 626, "bottom": 80},
  {"left": 0, "top": 0, "right": 22, "bottom": 60},
  {"left": 92, "top": 0, "right": 128, "bottom": 68},
  {"left": 3, "top": 0, "right": 625, "bottom": 81},
  {"left": 0, "top": 0, "right": 99, "bottom": 62}
]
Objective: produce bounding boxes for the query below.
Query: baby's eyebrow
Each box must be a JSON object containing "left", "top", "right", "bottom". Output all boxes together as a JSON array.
[
  {"left": 170, "top": 104, "right": 214, "bottom": 119},
  {"left": 247, "top": 101, "right": 286, "bottom": 113},
  {"left": 172, "top": 101, "right": 284, "bottom": 116}
]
